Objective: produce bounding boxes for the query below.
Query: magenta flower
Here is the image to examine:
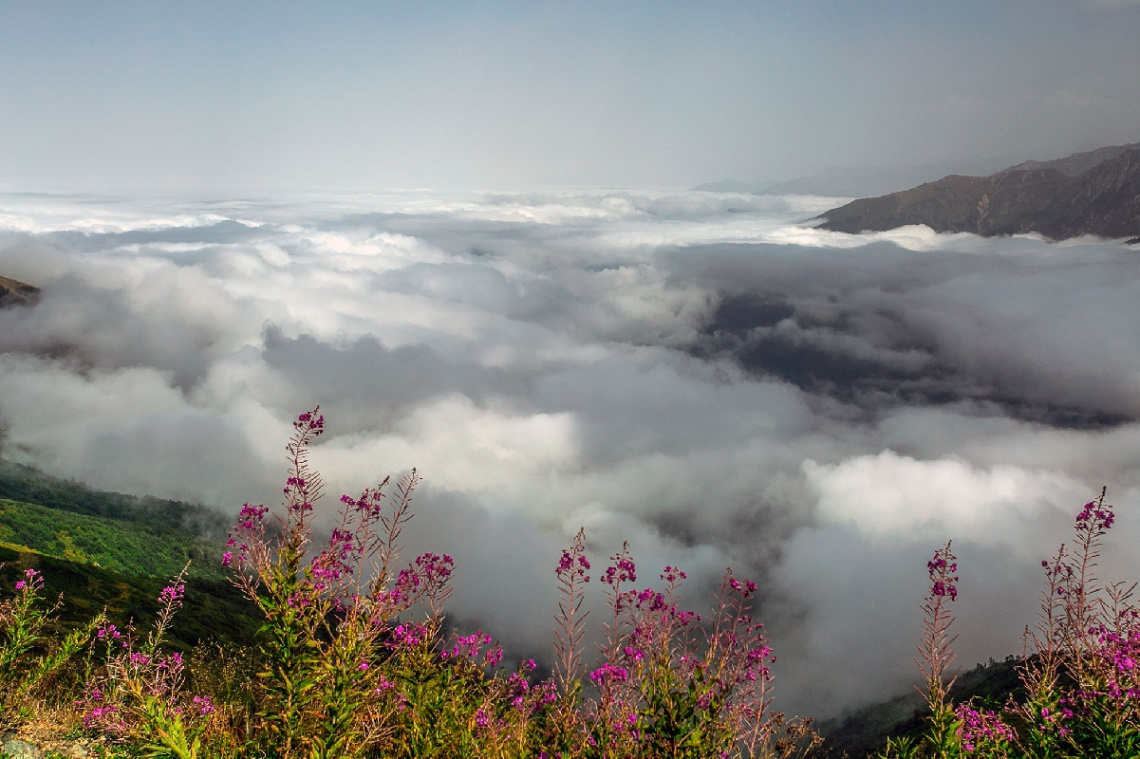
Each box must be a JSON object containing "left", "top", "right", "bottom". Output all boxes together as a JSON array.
[
  {"left": 955, "top": 703, "right": 1016, "bottom": 752},
  {"left": 927, "top": 549, "right": 959, "bottom": 601},
  {"left": 158, "top": 583, "right": 185, "bottom": 608},
  {"left": 589, "top": 663, "right": 630, "bottom": 686}
]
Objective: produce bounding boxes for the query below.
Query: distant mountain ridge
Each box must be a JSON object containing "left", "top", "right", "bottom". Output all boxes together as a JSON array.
[
  {"left": 1006, "top": 142, "right": 1140, "bottom": 176},
  {"left": 817, "top": 143, "right": 1140, "bottom": 240},
  {"left": 694, "top": 157, "right": 1014, "bottom": 198}
]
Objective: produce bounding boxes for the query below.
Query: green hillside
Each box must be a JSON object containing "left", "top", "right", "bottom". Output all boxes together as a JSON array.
[
  {"left": 0, "top": 459, "right": 258, "bottom": 649},
  {"left": 0, "top": 546, "right": 259, "bottom": 652},
  {"left": 0, "top": 459, "right": 229, "bottom": 539},
  {"left": 0, "top": 497, "right": 228, "bottom": 582}
]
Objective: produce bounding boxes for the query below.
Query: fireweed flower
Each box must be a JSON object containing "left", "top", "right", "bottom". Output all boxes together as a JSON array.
[
  {"left": 389, "top": 622, "right": 429, "bottom": 649},
  {"left": 602, "top": 556, "right": 636, "bottom": 587},
  {"left": 589, "top": 663, "right": 630, "bottom": 686},
  {"left": 341, "top": 485, "right": 387, "bottom": 517},
  {"left": 14, "top": 567, "right": 41, "bottom": 592},
  {"left": 1075, "top": 499, "right": 1115, "bottom": 532},
  {"left": 96, "top": 623, "right": 122, "bottom": 641},
  {"left": 191, "top": 695, "right": 215, "bottom": 717},
  {"left": 443, "top": 631, "right": 493, "bottom": 660},
  {"left": 415, "top": 552, "right": 454, "bottom": 584},
  {"left": 158, "top": 584, "right": 185, "bottom": 608},
  {"left": 557, "top": 549, "right": 590, "bottom": 580},
  {"left": 158, "top": 652, "right": 184, "bottom": 672},
  {"left": 207, "top": 409, "right": 801, "bottom": 756},
  {"left": 954, "top": 704, "right": 1016, "bottom": 753},
  {"left": 927, "top": 552, "right": 959, "bottom": 601}
]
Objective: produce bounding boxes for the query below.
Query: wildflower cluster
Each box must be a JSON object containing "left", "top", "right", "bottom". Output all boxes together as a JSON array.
[
  {"left": 553, "top": 541, "right": 815, "bottom": 759},
  {"left": 953, "top": 704, "right": 1016, "bottom": 755},
  {"left": 0, "top": 565, "right": 105, "bottom": 724},
  {"left": 1, "top": 409, "right": 821, "bottom": 757},
  {"left": 895, "top": 488, "right": 1140, "bottom": 759},
  {"left": 77, "top": 567, "right": 220, "bottom": 758}
]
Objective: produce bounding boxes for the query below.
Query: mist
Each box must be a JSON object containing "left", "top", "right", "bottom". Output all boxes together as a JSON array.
[{"left": 3, "top": 189, "right": 1140, "bottom": 718}]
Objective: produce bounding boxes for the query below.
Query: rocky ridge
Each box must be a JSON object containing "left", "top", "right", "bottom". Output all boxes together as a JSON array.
[
  {"left": 818, "top": 143, "right": 1140, "bottom": 240},
  {"left": 0, "top": 276, "right": 40, "bottom": 308}
]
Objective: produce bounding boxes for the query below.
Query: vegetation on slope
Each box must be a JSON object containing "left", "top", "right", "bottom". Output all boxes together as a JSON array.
[
  {"left": 0, "top": 498, "right": 227, "bottom": 583},
  {"left": 0, "top": 460, "right": 229, "bottom": 541},
  {"left": 0, "top": 547, "right": 258, "bottom": 653}
]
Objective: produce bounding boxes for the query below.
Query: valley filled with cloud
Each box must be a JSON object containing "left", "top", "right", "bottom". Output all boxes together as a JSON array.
[{"left": 2, "top": 188, "right": 1138, "bottom": 717}]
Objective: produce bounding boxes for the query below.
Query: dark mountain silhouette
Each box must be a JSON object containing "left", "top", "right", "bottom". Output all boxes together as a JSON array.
[
  {"left": 0, "top": 275, "right": 40, "bottom": 308},
  {"left": 818, "top": 143, "right": 1140, "bottom": 241},
  {"left": 817, "top": 657, "right": 1024, "bottom": 758}
]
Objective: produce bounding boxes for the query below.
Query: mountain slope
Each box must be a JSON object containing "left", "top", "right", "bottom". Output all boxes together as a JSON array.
[
  {"left": 0, "top": 459, "right": 230, "bottom": 539},
  {"left": 817, "top": 657, "right": 1024, "bottom": 758},
  {"left": 0, "top": 497, "right": 228, "bottom": 581},
  {"left": 818, "top": 144, "right": 1140, "bottom": 240},
  {"left": 0, "top": 462, "right": 256, "bottom": 648},
  {"left": 0, "top": 275, "right": 40, "bottom": 308},
  {"left": 0, "top": 544, "right": 259, "bottom": 651}
]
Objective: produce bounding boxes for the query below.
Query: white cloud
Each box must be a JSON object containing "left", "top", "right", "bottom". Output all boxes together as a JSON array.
[
  {"left": 3, "top": 188, "right": 1140, "bottom": 719},
  {"left": 803, "top": 450, "right": 1088, "bottom": 547}
]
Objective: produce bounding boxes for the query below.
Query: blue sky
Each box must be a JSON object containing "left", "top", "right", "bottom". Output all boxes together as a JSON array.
[{"left": 1, "top": 0, "right": 1139, "bottom": 191}]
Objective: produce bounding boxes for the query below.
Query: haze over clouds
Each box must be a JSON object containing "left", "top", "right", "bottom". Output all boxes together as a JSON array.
[
  {"left": 2, "top": 1, "right": 1140, "bottom": 190},
  {"left": 3, "top": 191, "right": 1140, "bottom": 717},
  {"left": 2, "top": 0, "right": 1140, "bottom": 723}
]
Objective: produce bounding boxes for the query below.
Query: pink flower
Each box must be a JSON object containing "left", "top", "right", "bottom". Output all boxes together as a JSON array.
[{"left": 158, "top": 584, "right": 185, "bottom": 607}]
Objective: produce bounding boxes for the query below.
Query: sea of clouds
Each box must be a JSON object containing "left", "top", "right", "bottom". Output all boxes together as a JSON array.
[{"left": 1, "top": 187, "right": 1139, "bottom": 718}]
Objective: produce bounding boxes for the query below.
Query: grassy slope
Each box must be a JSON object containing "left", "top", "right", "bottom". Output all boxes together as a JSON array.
[
  {"left": 0, "top": 498, "right": 228, "bottom": 583},
  {"left": 0, "top": 460, "right": 259, "bottom": 651},
  {"left": 0, "top": 459, "right": 229, "bottom": 540},
  {"left": 0, "top": 546, "right": 260, "bottom": 652}
]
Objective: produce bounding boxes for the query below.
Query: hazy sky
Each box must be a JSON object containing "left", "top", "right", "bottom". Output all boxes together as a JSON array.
[{"left": 2, "top": 0, "right": 1139, "bottom": 191}]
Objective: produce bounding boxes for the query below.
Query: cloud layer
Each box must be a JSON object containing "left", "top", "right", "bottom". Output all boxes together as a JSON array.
[{"left": 2, "top": 189, "right": 1140, "bottom": 717}]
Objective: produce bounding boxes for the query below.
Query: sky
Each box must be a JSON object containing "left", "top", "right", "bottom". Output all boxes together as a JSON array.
[{"left": 2, "top": 0, "right": 1140, "bottom": 191}]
